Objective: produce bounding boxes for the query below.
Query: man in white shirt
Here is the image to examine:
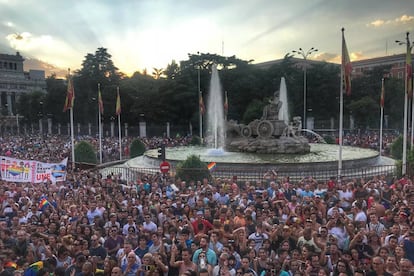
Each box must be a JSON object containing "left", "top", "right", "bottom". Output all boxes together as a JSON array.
[
  {"left": 122, "top": 215, "right": 138, "bottom": 236},
  {"left": 142, "top": 213, "right": 157, "bottom": 233}
]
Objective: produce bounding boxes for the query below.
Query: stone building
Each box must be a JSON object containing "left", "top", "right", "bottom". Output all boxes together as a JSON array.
[{"left": 0, "top": 51, "right": 46, "bottom": 116}]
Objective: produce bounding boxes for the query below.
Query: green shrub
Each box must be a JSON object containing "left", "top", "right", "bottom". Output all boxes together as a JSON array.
[
  {"left": 176, "top": 154, "right": 210, "bottom": 182},
  {"left": 190, "top": 136, "right": 202, "bottom": 145},
  {"left": 75, "top": 141, "right": 97, "bottom": 164},
  {"left": 391, "top": 135, "right": 403, "bottom": 160},
  {"left": 323, "top": 135, "right": 335, "bottom": 144},
  {"left": 130, "top": 139, "right": 146, "bottom": 158}
]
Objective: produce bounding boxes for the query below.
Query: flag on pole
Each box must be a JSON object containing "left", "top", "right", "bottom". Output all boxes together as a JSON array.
[
  {"left": 63, "top": 72, "right": 75, "bottom": 112},
  {"left": 98, "top": 84, "right": 104, "bottom": 115},
  {"left": 342, "top": 30, "right": 352, "bottom": 96},
  {"left": 224, "top": 91, "right": 228, "bottom": 114},
  {"left": 380, "top": 79, "right": 385, "bottom": 108},
  {"left": 406, "top": 37, "right": 413, "bottom": 97},
  {"left": 116, "top": 88, "right": 121, "bottom": 116},
  {"left": 199, "top": 92, "right": 205, "bottom": 115}
]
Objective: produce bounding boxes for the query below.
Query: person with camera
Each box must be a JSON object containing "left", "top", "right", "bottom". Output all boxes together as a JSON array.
[{"left": 192, "top": 237, "right": 217, "bottom": 268}]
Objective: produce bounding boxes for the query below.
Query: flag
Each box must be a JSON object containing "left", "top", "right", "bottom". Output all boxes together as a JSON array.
[
  {"left": 380, "top": 79, "right": 385, "bottom": 108},
  {"left": 199, "top": 92, "right": 205, "bottom": 115},
  {"left": 98, "top": 84, "right": 104, "bottom": 115},
  {"left": 406, "top": 39, "right": 413, "bottom": 98},
  {"left": 24, "top": 261, "right": 44, "bottom": 276},
  {"left": 224, "top": 91, "right": 228, "bottom": 114},
  {"left": 38, "top": 198, "right": 50, "bottom": 211},
  {"left": 63, "top": 73, "right": 75, "bottom": 112},
  {"left": 4, "top": 262, "right": 17, "bottom": 269},
  {"left": 342, "top": 29, "right": 352, "bottom": 96},
  {"left": 207, "top": 162, "right": 216, "bottom": 171},
  {"left": 116, "top": 88, "right": 121, "bottom": 116}
]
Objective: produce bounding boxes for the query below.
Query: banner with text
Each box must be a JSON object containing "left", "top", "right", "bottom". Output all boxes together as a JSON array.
[{"left": 0, "top": 156, "right": 68, "bottom": 183}]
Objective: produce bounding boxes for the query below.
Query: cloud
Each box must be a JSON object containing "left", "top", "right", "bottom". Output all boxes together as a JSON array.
[
  {"left": 320, "top": 51, "right": 364, "bottom": 64},
  {"left": 23, "top": 57, "right": 67, "bottom": 78},
  {"left": 314, "top": 52, "right": 337, "bottom": 62},
  {"left": 368, "top": 14, "right": 414, "bottom": 27}
]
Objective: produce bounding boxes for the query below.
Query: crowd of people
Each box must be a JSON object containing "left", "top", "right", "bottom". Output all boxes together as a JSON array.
[{"left": 0, "top": 132, "right": 413, "bottom": 276}]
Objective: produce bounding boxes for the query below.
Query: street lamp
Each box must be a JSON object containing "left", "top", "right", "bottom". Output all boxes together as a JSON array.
[
  {"left": 395, "top": 32, "right": 413, "bottom": 175},
  {"left": 292, "top": 47, "right": 318, "bottom": 129}
]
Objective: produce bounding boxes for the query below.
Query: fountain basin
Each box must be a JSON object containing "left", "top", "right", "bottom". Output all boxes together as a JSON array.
[{"left": 129, "top": 144, "right": 395, "bottom": 175}]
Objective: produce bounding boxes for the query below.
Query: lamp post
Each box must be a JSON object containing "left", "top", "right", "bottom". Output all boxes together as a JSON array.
[
  {"left": 395, "top": 32, "right": 413, "bottom": 175},
  {"left": 292, "top": 47, "right": 318, "bottom": 129}
]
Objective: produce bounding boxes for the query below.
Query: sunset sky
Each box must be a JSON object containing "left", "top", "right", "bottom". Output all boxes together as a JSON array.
[{"left": 1, "top": 0, "right": 413, "bottom": 77}]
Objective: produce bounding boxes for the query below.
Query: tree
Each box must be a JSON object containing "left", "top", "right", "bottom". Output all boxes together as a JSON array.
[
  {"left": 152, "top": 68, "right": 164, "bottom": 79},
  {"left": 164, "top": 60, "right": 180, "bottom": 80},
  {"left": 348, "top": 96, "right": 378, "bottom": 128},
  {"left": 16, "top": 91, "right": 46, "bottom": 125},
  {"left": 74, "top": 48, "right": 122, "bottom": 124}
]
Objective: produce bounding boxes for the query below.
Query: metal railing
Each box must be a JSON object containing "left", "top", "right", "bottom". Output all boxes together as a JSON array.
[{"left": 99, "top": 164, "right": 398, "bottom": 184}]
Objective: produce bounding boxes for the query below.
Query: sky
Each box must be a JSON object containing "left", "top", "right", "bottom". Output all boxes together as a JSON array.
[{"left": 0, "top": 0, "right": 413, "bottom": 77}]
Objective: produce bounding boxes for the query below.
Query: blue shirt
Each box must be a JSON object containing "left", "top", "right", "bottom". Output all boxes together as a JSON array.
[{"left": 192, "top": 248, "right": 217, "bottom": 266}]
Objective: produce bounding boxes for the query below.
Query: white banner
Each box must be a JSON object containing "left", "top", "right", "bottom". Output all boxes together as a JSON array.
[{"left": 0, "top": 156, "right": 68, "bottom": 184}]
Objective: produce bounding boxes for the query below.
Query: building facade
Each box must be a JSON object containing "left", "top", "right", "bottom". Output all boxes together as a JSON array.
[
  {"left": 351, "top": 53, "right": 410, "bottom": 79},
  {"left": 0, "top": 52, "right": 46, "bottom": 115}
]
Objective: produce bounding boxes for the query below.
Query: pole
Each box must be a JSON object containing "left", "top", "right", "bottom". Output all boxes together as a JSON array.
[
  {"left": 118, "top": 114, "right": 122, "bottom": 160},
  {"left": 292, "top": 47, "right": 318, "bottom": 129},
  {"left": 118, "top": 114, "right": 122, "bottom": 161},
  {"left": 16, "top": 113, "right": 19, "bottom": 135},
  {"left": 303, "top": 61, "right": 307, "bottom": 129},
  {"left": 379, "top": 78, "right": 384, "bottom": 157},
  {"left": 117, "top": 87, "right": 122, "bottom": 161},
  {"left": 198, "top": 56, "right": 203, "bottom": 139},
  {"left": 411, "top": 98, "right": 414, "bottom": 150},
  {"left": 98, "top": 83, "right": 103, "bottom": 164},
  {"left": 403, "top": 90, "right": 408, "bottom": 175},
  {"left": 338, "top": 31, "right": 345, "bottom": 180},
  {"left": 70, "top": 106, "right": 75, "bottom": 169}
]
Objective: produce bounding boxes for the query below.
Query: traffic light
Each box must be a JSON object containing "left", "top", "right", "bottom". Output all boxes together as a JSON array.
[{"left": 157, "top": 144, "right": 166, "bottom": 160}]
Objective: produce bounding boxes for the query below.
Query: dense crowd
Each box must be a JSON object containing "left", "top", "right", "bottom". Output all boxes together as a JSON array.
[{"left": 1, "top": 132, "right": 413, "bottom": 276}]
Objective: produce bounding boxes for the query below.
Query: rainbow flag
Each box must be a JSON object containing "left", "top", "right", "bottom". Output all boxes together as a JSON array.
[
  {"left": 24, "top": 261, "right": 43, "bottom": 276},
  {"left": 38, "top": 198, "right": 50, "bottom": 211},
  {"left": 207, "top": 162, "right": 217, "bottom": 171}
]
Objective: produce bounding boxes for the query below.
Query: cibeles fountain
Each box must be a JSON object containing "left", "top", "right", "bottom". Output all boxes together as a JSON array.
[
  {"left": 225, "top": 77, "right": 310, "bottom": 154},
  {"left": 124, "top": 64, "right": 394, "bottom": 179}
]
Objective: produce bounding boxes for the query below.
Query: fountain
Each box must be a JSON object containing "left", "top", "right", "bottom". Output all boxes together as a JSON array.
[
  {"left": 225, "top": 77, "right": 310, "bottom": 154},
  {"left": 205, "top": 65, "right": 226, "bottom": 156},
  {"left": 278, "top": 77, "right": 289, "bottom": 126},
  {"left": 118, "top": 74, "right": 395, "bottom": 181}
]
